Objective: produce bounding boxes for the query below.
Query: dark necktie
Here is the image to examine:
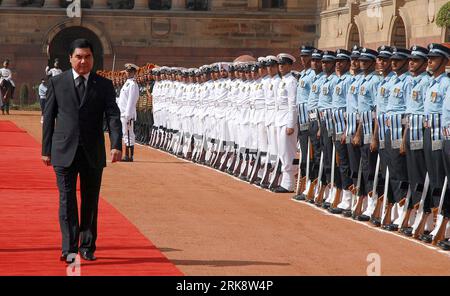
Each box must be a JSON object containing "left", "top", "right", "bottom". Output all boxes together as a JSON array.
[{"left": 75, "top": 76, "right": 86, "bottom": 104}]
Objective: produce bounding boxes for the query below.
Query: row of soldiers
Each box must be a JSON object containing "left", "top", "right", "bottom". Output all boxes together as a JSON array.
[{"left": 105, "top": 43, "right": 450, "bottom": 252}]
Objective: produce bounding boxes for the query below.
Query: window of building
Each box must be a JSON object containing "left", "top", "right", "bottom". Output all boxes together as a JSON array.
[
  {"left": 60, "top": 0, "right": 93, "bottom": 8},
  {"left": 16, "top": 0, "right": 44, "bottom": 7},
  {"left": 107, "top": 0, "right": 133, "bottom": 9},
  {"left": 347, "top": 23, "right": 360, "bottom": 50},
  {"left": 187, "top": 0, "right": 208, "bottom": 10},
  {"left": 262, "top": 0, "right": 285, "bottom": 9},
  {"left": 150, "top": 0, "right": 171, "bottom": 9},
  {"left": 391, "top": 17, "right": 407, "bottom": 48}
]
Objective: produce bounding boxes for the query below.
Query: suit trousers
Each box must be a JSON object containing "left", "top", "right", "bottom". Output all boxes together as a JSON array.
[{"left": 54, "top": 146, "right": 103, "bottom": 254}]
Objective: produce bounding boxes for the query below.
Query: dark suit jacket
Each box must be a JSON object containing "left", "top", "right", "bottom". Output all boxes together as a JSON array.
[{"left": 42, "top": 70, "right": 122, "bottom": 168}]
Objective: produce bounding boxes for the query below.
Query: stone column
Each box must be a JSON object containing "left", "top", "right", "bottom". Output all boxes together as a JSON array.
[
  {"left": 1, "top": 0, "right": 17, "bottom": 7},
  {"left": 133, "top": 0, "right": 148, "bottom": 9},
  {"left": 43, "top": 0, "right": 60, "bottom": 8},
  {"left": 92, "top": 0, "right": 108, "bottom": 9},
  {"left": 171, "top": 0, "right": 185, "bottom": 10}
]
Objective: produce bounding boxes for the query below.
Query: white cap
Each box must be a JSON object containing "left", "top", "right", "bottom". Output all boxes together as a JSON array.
[{"left": 277, "top": 53, "right": 296, "bottom": 64}]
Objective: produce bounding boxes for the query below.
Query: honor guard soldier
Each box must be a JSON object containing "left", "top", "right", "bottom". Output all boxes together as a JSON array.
[
  {"left": 343, "top": 46, "right": 364, "bottom": 208},
  {"left": 380, "top": 47, "right": 412, "bottom": 231},
  {"left": 414, "top": 43, "right": 450, "bottom": 243},
  {"left": 304, "top": 49, "right": 326, "bottom": 202},
  {"left": 327, "top": 49, "right": 355, "bottom": 215},
  {"left": 316, "top": 50, "right": 340, "bottom": 208},
  {"left": 351, "top": 48, "right": 382, "bottom": 219},
  {"left": 370, "top": 45, "right": 396, "bottom": 226},
  {"left": 398, "top": 45, "right": 431, "bottom": 235},
  {"left": 118, "top": 63, "right": 140, "bottom": 162},
  {"left": 293, "top": 45, "right": 316, "bottom": 200},
  {"left": 440, "top": 45, "right": 450, "bottom": 249},
  {"left": 259, "top": 56, "right": 281, "bottom": 188},
  {"left": 270, "top": 53, "right": 298, "bottom": 193}
]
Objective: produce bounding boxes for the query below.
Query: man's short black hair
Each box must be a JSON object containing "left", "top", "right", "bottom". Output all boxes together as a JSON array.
[{"left": 69, "top": 39, "right": 94, "bottom": 56}]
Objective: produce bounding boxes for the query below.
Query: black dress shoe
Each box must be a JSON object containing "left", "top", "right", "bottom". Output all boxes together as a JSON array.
[
  {"left": 357, "top": 214, "right": 370, "bottom": 221},
  {"left": 342, "top": 209, "right": 354, "bottom": 218},
  {"left": 260, "top": 183, "right": 269, "bottom": 189},
  {"left": 371, "top": 218, "right": 381, "bottom": 227},
  {"left": 292, "top": 194, "right": 306, "bottom": 201},
  {"left": 420, "top": 233, "right": 433, "bottom": 243},
  {"left": 239, "top": 176, "right": 248, "bottom": 182},
  {"left": 328, "top": 207, "right": 343, "bottom": 214},
  {"left": 399, "top": 227, "right": 412, "bottom": 235},
  {"left": 80, "top": 250, "right": 97, "bottom": 261},
  {"left": 382, "top": 223, "right": 399, "bottom": 231},
  {"left": 65, "top": 253, "right": 78, "bottom": 264},
  {"left": 437, "top": 239, "right": 450, "bottom": 250},
  {"left": 322, "top": 202, "right": 331, "bottom": 209},
  {"left": 272, "top": 186, "right": 293, "bottom": 193},
  {"left": 60, "top": 252, "right": 69, "bottom": 261}
]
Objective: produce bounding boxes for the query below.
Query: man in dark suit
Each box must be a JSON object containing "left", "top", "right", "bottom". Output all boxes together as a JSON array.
[{"left": 42, "top": 39, "right": 122, "bottom": 263}]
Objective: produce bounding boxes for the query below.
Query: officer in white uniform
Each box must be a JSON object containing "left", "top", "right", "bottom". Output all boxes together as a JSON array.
[
  {"left": 272, "top": 53, "right": 298, "bottom": 193},
  {"left": 117, "top": 63, "right": 140, "bottom": 162},
  {"left": 0, "top": 59, "right": 14, "bottom": 87},
  {"left": 45, "top": 58, "right": 63, "bottom": 77}
]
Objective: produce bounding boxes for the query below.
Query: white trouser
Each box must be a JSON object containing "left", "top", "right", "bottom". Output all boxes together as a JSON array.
[
  {"left": 277, "top": 125, "right": 298, "bottom": 191},
  {"left": 266, "top": 124, "right": 278, "bottom": 156},
  {"left": 121, "top": 117, "right": 135, "bottom": 146},
  {"left": 256, "top": 121, "right": 268, "bottom": 152},
  {"left": 239, "top": 123, "right": 250, "bottom": 148}
]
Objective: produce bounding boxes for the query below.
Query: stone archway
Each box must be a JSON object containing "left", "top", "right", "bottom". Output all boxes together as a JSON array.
[
  {"left": 47, "top": 26, "right": 104, "bottom": 72},
  {"left": 390, "top": 16, "right": 407, "bottom": 48},
  {"left": 346, "top": 23, "right": 360, "bottom": 50}
]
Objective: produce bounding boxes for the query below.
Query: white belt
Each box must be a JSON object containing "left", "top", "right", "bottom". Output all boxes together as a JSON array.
[{"left": 308, "top": 111, "right": 317, "bottom": 120}]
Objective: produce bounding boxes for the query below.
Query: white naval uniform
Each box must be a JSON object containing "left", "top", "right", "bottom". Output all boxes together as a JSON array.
[
  {"left": 215, "top": 78, "right": 230, "bottom": 144},
  {"left": 238, "top": 80, "right": 252, "bottom": 148},
  {"left": 227, "top": 79, "right": 240, "bottom": 144},
  {"left": 265, "top": 75, "right": 281, "bottom": 157},
  {"left": 117, "top": 77, "right": 139, "bottom": 146},
  {"left": 275, "top": 72, "right": 298, "bottom": 191},
  {"left": 151, "top": 80, "right": 161, "bottom": 128},
  {"left": 247, "top": 80, "right": 258, "bottom": 150},
  {"left": 46, "top": 67, "right": 63, "bottom": 77},
  {"left": 252, "top": 76, "right": 269, "bottom": 152},
  {"left": 0, "top": 67, "right": 15, "bottom": 87}
]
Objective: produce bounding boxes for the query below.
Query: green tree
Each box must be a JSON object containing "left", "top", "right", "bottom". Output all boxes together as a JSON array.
[
  {"left": 436, "top": 1, "right": 450, "bottom": 28},
  {"left": 19, "top": 83, "right": 29, "bottom": 107}
]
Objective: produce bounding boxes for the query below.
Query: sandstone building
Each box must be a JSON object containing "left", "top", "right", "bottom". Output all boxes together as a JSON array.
[{"left": 0, "top": 0, "right": 448, "bottom": 94}]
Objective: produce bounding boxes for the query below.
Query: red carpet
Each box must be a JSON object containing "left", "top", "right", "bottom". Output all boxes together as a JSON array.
[{"left": 0, "top": 121, "right": 182, "bottom": 276}]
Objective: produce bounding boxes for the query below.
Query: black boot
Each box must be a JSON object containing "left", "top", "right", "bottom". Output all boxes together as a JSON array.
[
  {"left": 122, "top": 146, "right": 130, "bottom": 162},
  {"left": 129, "top": 146, "right": 134, "bottom": 162}
]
